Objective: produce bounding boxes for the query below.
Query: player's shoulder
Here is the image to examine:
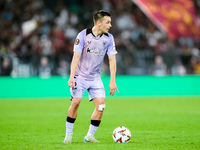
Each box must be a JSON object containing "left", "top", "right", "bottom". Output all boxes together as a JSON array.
[
  {"left": 78, "top": 28, "right": 87, "bottom": 35},
  {"left": 107, "top": 32, "right": 114, "bottom": 38}
]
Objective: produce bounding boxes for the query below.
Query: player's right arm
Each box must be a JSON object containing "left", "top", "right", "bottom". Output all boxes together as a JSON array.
[
  {"left": 68, "top": 29, "right": 85, "bottom": 87},
  {"left": 68, "top": 52, "right": 81, "bottom": 87}
]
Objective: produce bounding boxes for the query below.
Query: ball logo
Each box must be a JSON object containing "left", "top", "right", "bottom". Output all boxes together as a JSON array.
[{"left": 75, "top": 39, "right": 80, "bottom": 45}]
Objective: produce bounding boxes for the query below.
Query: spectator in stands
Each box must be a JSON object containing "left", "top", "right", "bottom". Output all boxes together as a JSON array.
[
  {"left": 0, "top": 57, "right": 12, "bottom": 76},
  {"left": 171, "top": 58, "right": 186, "bottom": 76},
  {"left": 149, "top": 55, "right": 167, "bottom": 76},
  {"left": 38, "top": 56, "right": 52, "bottom": 78},
  {"left": 56, "top": 59, "right": 69, "bottom": 77}
]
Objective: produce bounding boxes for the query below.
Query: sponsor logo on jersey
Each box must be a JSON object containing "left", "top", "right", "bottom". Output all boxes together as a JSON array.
[{"left": 87, "top": 48, "right": 104, "bottom": 55}]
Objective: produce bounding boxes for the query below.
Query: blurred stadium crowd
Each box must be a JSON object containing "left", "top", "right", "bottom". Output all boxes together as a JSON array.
[{"left": 0, "top": 0, "right": 200, "bottom": 77}]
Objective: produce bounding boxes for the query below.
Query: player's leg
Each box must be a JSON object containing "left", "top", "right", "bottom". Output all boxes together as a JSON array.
[
  {"left": 84, "top": 97, "right": 105, "bottom": 143},
  {"left": 64, "top": 98, "right": 81, "bottom": 144},
  {"left": 68, "top": 97, "right": 82, "bottom": 118},
  {"left": 84, "top": 77, "right": 106, "bottom": 143},
  {"left": 89, "top": 97, "right": 105, "bottom": 134},
  {"left": 66, "top": 98, "right": 81, "bottom": 133},
  {"left": 64, "top": 78, "right": 88, "bottom": 144},
  {"left": 88, "top": 97, "right": 105, "bottom": 135},
  {"left": 91, "top": 97, "right": 105, "bottom": 120}
]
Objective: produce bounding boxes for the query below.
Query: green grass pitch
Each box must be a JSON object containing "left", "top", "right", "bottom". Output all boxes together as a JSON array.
[{"left": 0, "top": 97, "right": 200, "bottom": 150}]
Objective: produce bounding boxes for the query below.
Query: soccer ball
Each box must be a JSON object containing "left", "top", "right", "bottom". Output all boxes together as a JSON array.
[{"left": 112, "top": 126, "right": 131, "bottom": 143}]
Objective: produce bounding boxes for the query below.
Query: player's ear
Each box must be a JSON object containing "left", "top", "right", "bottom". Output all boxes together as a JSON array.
[{"left": 96, "top": 20, "right": 101, "bottom": 26}]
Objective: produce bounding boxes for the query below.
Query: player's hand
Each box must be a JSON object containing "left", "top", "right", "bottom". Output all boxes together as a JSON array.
[
  {"left": 68, "top": 77, "right": 75, "bottom": 87},
  {"left": 109, "top": 82, "right": 119, "bottom": 96}
]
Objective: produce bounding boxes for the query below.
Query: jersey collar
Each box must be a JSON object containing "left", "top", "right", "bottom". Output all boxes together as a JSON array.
[{"left": 86, "top": 28, "right": 109, "bottom": 37}]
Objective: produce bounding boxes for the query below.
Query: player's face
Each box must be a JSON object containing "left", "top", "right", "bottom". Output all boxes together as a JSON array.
[{"left": 99, "top": 16, "right": 112, "bottom": 33}]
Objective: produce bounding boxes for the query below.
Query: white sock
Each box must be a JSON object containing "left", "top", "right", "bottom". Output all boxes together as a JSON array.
[
  {"left": 66, "top": 121, "right": 74, "bottom": 135},
  {"left": 87, "top": 124, "right": 98, "bottom": 136}
]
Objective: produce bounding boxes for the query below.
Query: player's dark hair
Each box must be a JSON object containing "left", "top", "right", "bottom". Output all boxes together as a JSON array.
[{"left": 93, "top": 10, "right": 111, "bottom": 24}]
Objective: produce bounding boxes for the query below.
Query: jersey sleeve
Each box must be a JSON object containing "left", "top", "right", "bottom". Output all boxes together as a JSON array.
[
  {"left": 73, "top": 29, "right": 86, "bottom": 54},
  {"left": 107, "top": 34, "right": 117, "bottom": 56}
]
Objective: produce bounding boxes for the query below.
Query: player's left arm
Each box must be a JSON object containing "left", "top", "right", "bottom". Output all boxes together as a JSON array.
[{"left": 108, "top": 54, "right": 119, "bottom": 96}]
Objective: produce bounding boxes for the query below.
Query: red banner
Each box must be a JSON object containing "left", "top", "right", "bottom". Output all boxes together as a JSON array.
[{"left": 132, "top": 0, "right": 200, "bottom": 39}]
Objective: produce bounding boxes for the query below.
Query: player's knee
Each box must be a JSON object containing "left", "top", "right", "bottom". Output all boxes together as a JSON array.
[
  {"left": 71, "top": 100, "right": 81, "bottom": 109},
  {"left": 98, "top": 103, "right": 106, "bottom": 112}
]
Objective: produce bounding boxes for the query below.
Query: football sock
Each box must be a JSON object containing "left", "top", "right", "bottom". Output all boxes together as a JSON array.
[
  {"left": 66, "top": 116, "right": 76, "bottom": 135},
  {"left": 87, "top": 120, "right": 101, "bottom": 136}
]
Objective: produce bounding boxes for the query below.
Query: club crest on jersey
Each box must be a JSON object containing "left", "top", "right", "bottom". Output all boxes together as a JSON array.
[
  {"left": 87, "top": 48, "right": 104, "bottom": 55},
  {"left": 75, "top": 38, "right": 80, "bottom": 45},
  {"left": 103, "top": 41, "right": 107, "bottom": 47}
]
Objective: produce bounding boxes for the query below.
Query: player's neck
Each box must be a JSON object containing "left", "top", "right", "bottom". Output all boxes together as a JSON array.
[{"left": 92, "top": 26, "right": 103, "bottom": 37}]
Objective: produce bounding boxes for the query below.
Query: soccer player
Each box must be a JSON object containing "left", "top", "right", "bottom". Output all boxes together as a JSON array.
[{"left": 64, "top": 10, "right": 119, "bottom": 144}]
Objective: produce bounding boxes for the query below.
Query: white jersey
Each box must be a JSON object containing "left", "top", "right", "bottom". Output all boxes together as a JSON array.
[{"left": 73, "top": 28, "right": 117, "bottom": 80}]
